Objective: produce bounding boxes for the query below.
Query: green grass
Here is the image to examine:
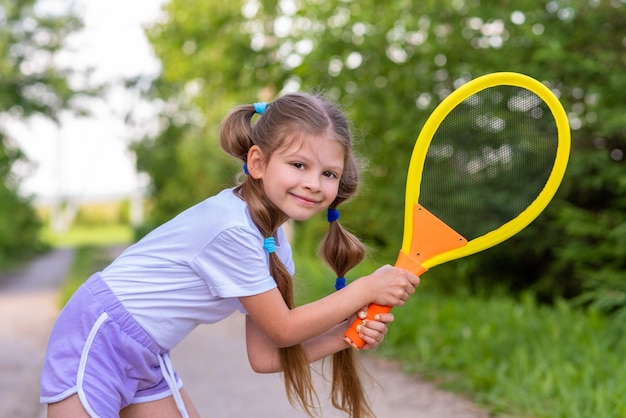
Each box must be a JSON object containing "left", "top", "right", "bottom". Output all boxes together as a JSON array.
[
  {"left": 41, "top": 224, "right": 133, "bottom": 248},
  {"left": 47, "top": 223, "right": 133, "bottom": 305},
  {"left": 59, "top": 245, "right": 118, "bottom": 305},
  {"left": 293, "top": 251, "right": 626, "bottom": 418},
  {"left": 385, "top": 289, "right": 626, "bottom": 418}
]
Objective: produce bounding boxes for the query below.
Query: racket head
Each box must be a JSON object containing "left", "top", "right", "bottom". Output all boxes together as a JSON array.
[{"left": 399, "top": 72, "right": 570, "bottom": 272}]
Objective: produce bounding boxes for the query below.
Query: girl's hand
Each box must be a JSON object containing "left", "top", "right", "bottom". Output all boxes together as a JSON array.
[
  {"left": 365, "top": 265, "right": 420, "bottom": 307},
  {"left": 351, "top": 307, "right": 395, "bottom": 350}
]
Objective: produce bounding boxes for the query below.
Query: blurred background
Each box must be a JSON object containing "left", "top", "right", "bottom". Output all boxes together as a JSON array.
[{"left": 1, "top": 1, "right": 624, "bottom": 417}]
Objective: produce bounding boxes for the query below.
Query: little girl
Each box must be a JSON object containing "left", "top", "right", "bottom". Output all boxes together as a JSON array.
[{"left": 40, "top": 92, "right": 419, "bottom": 418}]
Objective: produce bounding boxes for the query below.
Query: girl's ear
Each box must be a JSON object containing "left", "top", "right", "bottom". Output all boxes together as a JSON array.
[{"left": 246, "top": 145, "right": 266, "bottom": 179}]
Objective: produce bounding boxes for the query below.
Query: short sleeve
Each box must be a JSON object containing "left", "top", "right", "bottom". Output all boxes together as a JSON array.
[{"left": 189, "top": 227, "right": 277, "bottom": 298}]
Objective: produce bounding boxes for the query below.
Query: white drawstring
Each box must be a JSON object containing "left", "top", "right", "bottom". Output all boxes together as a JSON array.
[{"left": 158, "top": 353, "right": 189, "bottom": 418}]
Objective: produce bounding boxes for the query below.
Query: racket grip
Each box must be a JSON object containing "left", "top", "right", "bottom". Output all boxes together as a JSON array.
[{"left": 343, "top": 303, "right": 392, "bottom": 350}]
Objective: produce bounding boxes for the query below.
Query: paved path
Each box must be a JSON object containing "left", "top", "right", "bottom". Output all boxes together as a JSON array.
[
  {"left": 0, "top": 248, "right": 490, "bottom": 418},
  {"left": 0, "top": 248, "right": 74, "bottom": 418},
  {"left": 174, "top": 315, "right": 490, "bottom": 417}
]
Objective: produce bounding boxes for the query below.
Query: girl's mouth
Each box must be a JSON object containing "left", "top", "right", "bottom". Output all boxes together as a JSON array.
[{"left": 290, "top": 193, "right": 319, "bottom": 206}]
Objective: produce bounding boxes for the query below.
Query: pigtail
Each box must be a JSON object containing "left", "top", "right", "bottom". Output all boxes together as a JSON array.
[
  {"left": 240, "top": 180, "right": 321, "bottom": 416},
  {"left": 219, "top": 104, "right": 257, "bottom": 166},
  {"left": 320, "top": 207, "right": 373, "bottom": 418},
  {"left": 222, "top": 92, "right": 373, "bottom": 417},
  {"left": 320, "top": 212, "right": 366, "bottom": 277},
  {"left": 221, "top": 99, "right": 322, "bottom": 416}
]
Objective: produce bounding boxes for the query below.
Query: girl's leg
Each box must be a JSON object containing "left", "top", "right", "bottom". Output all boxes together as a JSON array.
[
  {"left": 120, "top": 388, "right": 200, "bottom": 418},
  {"left": 47, "top": 394, "right": 90, "bottom": 418},
  {"left": 47, "top": 389, "right": 199, "bottom": 418}
]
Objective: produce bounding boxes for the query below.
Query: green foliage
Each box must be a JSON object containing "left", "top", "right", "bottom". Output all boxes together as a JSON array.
[
  {"left": 438, "top": 148, "right": 626, "bottom": 313},
  {"left": 557, "top": 152, "right": 626, "bottom": 316},
  {"left": 0, "top": 1, "right": 85, "bottom": 263},
  {"left": 132, "top": 119, "right": 240, "bottom": 226},
  {"left": 135, "top": 0, "right": 288, "bottom": 225},
  {"left": 139, "top": 1, "right": 626, "bottom": 313},
  {"left": 0, "top": 0, "right": 83, "bottom": 118},
  {"left": 0, "top": 180, "right": 46, "bottom": 267}
]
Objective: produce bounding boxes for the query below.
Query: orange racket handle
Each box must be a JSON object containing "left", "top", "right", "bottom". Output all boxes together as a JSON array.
[
  {"left": 343, "top": 304, "right": 392, "bottom": 349},
  {"left": 343, "top": 251, "right": 428, "bottom": 349},
  {"left": 343, "top": 205, "right": 467, "bottom": 349}
]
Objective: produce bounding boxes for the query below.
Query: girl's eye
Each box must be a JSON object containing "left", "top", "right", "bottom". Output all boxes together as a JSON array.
[
  {"left": 292, "top": 162, "right": 305, "bottom": 169},
  {"left": 324, "top": 171, "right": 338, "bottom": 179}
]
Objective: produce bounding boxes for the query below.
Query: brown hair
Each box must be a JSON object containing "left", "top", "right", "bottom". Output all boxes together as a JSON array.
[{"left": 220, "top": 92, "right": 372, "bottom": 417}]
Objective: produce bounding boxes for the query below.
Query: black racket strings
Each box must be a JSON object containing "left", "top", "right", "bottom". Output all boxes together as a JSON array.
[{"left": 420, "top": 85, "right": 559, "bottom": 240}]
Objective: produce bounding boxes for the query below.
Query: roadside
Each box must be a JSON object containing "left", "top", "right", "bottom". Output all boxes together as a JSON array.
[
  {"left": 0, "top": 248, "right": 490, "bottom": 418},
  {"left": 0, "top": 248, "right": 74, "bottom": 418}
]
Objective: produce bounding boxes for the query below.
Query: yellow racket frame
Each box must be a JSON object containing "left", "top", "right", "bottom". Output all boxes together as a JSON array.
[
  {"left": 344, "top": 72, "right": 570, "bottom": 349},
  {"left": 401, "top": 72, "right": 571, "bottom": 270}
]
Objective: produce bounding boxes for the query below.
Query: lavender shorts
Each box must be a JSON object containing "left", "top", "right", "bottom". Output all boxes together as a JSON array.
[{"left": 40, "top": 273, "right": 183, "bottom": 417}]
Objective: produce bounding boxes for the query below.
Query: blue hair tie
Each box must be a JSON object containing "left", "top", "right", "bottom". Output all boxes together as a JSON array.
[
  {"left": 327, "top": 208, "right": 340, "bottom": 222},
  {"left": 335, "top": 277, "right": 346, "bottom": 290},
  {"left": 263, "top": 237, "right": 275, "bottom": 254},
  {"left": 243, "top": 164, "right": 249, "bottom": 175},
  {"left": 254, "top": 102, "right": 267, "bottom": 115}
]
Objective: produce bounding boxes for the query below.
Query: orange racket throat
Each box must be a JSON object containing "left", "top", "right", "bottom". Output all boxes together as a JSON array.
[
  {"left": 344, "top": 205, "right": 468, "bottom": 349},
  {"left": 397, "top": 204, "right": 468, "bottom": 275}
]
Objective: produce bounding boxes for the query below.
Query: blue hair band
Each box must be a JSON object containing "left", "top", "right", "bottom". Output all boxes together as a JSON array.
[
  {"left": 263, "top": 237, "right": 275, "bottom": 254},
  {"left": 327, "top": 208, "right": 340, "bottom": 222},
  {"left": 243, "top": 164, "right": 249, "bottom": 175},
  {"left": 335, "top": 277, "right": 346, "bottom": 291},
  {"left": 254, "top": 102, "right": 267, "bottom": 115}
]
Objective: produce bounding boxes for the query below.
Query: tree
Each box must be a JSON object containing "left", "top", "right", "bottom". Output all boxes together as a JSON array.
[
  {"left": 139, "top": 0, "right": 625, "bottom": 310},
  {"left": 0, "top": 0, "right": 83, "bottom": 265}
]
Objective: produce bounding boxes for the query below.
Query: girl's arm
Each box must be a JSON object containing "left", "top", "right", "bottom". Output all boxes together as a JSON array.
[
  {"left": 245, "top": 310, "right": 393, "bottom": 373},
  {"left": 239, "top": 264, "right": 418, "bottom": 348}
]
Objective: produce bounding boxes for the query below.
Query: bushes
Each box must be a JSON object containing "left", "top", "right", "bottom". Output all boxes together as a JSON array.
[{"left": 0, "top": 183, "right": 47, "bottom": 268}]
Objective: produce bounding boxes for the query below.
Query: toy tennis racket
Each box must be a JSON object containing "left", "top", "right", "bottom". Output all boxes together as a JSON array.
[{"left": 344, "top": 72, "right": 570, "bottom": 349}]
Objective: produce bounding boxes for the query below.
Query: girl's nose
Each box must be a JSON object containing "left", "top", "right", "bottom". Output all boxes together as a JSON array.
[{"left": 303, "top": 173, "right": 321, "bottom": 191}]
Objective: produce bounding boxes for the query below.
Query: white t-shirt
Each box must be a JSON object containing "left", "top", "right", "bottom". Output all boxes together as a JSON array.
[{"left": 101, "top": 188, "right": 294, "bottom": 349}]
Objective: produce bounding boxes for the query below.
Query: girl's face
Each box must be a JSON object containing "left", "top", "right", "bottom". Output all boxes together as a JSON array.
[{"left": 247, "top": 133, "right": 345, "bottom": 222}]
